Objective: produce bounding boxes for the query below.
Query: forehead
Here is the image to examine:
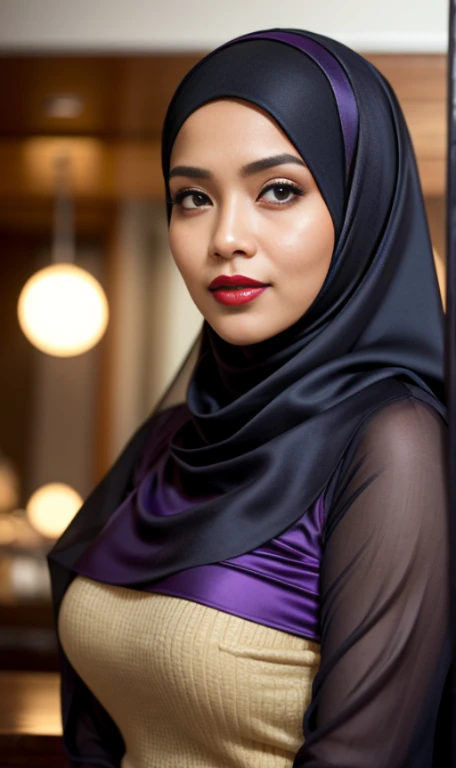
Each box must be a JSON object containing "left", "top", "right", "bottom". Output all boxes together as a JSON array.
[{"left": 170, "top": 99, "right": 298, "bottom": 164}]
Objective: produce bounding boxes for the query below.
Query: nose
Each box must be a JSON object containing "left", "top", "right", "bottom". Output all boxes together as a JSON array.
[{"left": 208, "top": 197, "right": 257, "bottom": 261}]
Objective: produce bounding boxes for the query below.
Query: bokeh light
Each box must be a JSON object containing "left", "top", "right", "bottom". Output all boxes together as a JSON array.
[
  {"left": 17, "top": 263, "right": 109, "bottom": 356},
  {"left": 26, "top": 483, "right": 83, "bottom": 539}
]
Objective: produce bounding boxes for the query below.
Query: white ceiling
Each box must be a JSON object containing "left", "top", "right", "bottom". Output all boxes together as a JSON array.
[{"left": 0, "top": 0, "right": 449, "bottom": 53}]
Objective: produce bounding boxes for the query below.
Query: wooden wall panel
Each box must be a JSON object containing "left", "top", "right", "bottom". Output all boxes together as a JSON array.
[{"left": 0, "top": 54, "right": 448, "bottom": 214}]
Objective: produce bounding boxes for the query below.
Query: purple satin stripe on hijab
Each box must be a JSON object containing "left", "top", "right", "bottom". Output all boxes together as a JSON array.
[
  {"left": 147, "top": 496, "right": 325, "bottom": 642},
  {"left": 234, "top": 31, "right": 358, "bottom": 179}
]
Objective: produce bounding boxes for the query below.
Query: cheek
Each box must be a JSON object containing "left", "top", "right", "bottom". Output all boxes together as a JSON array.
[
  {"left": 168, "top": 223, "right": 211, "bottom": 320},
  {"left": 277, "top": 204, "right": 334, "bottom": 284},
  {"left": 169, "top": 224, "right": 196, "bottom": 286}
]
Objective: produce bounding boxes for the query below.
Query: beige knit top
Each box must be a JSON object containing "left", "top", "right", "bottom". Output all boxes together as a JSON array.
[{"left": 58, "top": 574, "right": 321, "bottom": 768}]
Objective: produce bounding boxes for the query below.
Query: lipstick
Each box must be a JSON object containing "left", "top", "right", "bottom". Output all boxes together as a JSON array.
[{"left": 208, "top": 274, "right": 269, "bottom": 306}]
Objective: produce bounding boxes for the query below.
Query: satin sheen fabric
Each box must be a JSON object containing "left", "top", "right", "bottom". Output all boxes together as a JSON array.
[{"left": 74, "top": 405, "right": 324, "bottom": 641}]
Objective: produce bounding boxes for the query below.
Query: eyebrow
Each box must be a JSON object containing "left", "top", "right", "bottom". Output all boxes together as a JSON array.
[
  {"left": 242, "top": 153, "right": 307, "bottom": 176},
  {"left": 168, "top": 153, "right": 307, "bottom": 180}
]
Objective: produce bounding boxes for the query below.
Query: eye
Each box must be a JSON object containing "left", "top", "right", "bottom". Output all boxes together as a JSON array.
[
  {"left": 259, "top": 181, "right": 304, "bottom": 205},
  {"left": 171, "top": 189, "right": 212, "bottom": 210}
]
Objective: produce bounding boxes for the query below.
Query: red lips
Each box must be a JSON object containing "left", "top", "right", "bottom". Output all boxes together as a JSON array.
[
  {"left": 209, "top": 274, "right": 267, "bottom": 290},
  {"left": 208, "top": 275, "right": 270, "bottom": 306}
]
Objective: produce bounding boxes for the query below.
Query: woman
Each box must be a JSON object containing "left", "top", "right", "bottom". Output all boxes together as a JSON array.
[{"left": 48, "top": 29, "right": 450, "bottom": 767}]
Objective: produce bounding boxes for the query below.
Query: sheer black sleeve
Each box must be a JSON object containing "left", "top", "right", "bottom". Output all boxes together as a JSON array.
[{"left": 293, "top": 398, "right": 450, "bottom": 768}]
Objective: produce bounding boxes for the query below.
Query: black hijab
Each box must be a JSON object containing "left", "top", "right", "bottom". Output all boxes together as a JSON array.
[{"left": 48, "top": 28, "right": 445, "bottom": 595}]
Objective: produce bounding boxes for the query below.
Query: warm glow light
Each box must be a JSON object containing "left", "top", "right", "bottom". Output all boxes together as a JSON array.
[
  {"left": 18, "top": 263, "right": 109, "bottom": 356},
  {"left": 44, "top": 94, "right": 84, "bottom": 119},
  {"left": 23, "top": 138, "right": 103, "bottom": 195},
  {"left": 26, "top": 483, "right": 83, "bottom": 539}
]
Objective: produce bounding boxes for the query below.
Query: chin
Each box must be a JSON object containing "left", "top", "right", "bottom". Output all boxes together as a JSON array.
[{"left": 210, "top": 319, "right": 277, "bottom": 346}]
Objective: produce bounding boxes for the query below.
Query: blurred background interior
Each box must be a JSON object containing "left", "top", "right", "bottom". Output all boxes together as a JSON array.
[{"left": 0, "top": 0, "right": 449, "bottom": 763}]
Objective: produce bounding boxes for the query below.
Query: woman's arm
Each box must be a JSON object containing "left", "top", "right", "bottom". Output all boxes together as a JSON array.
[{"left": 293, "top": 398, "right": 450, "bottom": 767}]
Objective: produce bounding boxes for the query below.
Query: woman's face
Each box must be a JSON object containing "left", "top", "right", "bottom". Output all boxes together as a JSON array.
[{"left": 168, "top": 99, "right": 335, "bottom": 345}]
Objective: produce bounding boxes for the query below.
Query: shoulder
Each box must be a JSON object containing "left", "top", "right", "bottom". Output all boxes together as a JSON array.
[
  {"left": 324, "top": 397, "right": 447, "bottom": 539},
  {"left": 355, "top": 397, "right": 446, "bottom": 471}
]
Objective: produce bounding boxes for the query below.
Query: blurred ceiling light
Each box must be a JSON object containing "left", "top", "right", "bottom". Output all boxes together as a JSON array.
[
  {"left": 23, "top": 138, "right": 103, "bottom": 195},
  {"left": 26, "top": 483, "right": 83, "bottom": 539},
  {"left": 17, "top": 155, "right": 109, "bottom": 356},
  {"left": 18, "top": 263, "right": 109, "bottom": 356},
  {"left": 44, "top": 93, "right": 84, "bottom": 119}
]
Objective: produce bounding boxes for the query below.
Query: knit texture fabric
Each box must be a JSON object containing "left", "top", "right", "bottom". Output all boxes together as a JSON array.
[{"left": 59, "top": 575, "right": 320, "bottom": 768}]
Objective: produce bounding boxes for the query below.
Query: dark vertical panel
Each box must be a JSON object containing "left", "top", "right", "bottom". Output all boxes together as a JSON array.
[{"left": 445, "top": 0, "right": 456, "bottom": 757}]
